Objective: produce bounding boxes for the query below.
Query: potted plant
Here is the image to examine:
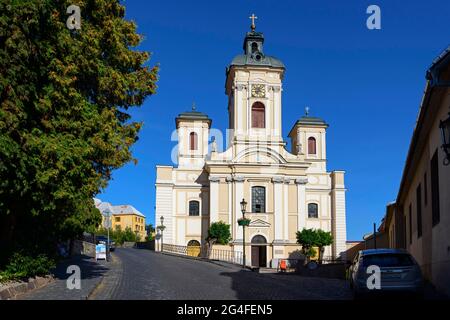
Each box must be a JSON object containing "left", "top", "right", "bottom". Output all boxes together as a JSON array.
[{"left": 237, "top": 217, "right": 251, "bottom": 226}]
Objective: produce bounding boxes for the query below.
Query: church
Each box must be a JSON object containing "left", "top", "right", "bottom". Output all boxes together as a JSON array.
[{"left": 155, "top": 19, "right": 347, "bottom": 267}]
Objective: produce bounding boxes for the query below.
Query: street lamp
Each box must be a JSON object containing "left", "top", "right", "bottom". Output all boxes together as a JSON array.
[
  {"left": 239, "top": 198, "right": 248, "bottom": 268},
  {"left": 103, "top": 208, "right": 112, "bottom": 261},
  {"left": 158, "top": 216, "right": 165, "bottom": 252},
  {"left": 440, "top": 112, "right": 450, "bottom": 166},
  {"left": 240, "top": 198, "right": 247, "bottom": 214}
]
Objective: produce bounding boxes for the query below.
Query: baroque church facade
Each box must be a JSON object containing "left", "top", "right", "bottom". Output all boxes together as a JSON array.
[{"left": 155, "top": 25, "right": 347, "bottom": 266}]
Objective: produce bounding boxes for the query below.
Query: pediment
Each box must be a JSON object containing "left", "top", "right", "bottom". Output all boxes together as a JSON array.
[
  {"left": 232, "top": 147, "right": 287, "bottom": 164},
  {"left": 240, "top": 153, "right": 278, "bottom": 164},
  {"left": 249, "top": 219, "right": 271, "bottom": 228}
]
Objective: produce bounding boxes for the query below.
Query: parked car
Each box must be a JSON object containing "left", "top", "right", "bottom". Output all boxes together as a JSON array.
[
  {"left": 96, "top": 235, "right": 115, "bottom": 252},
  {"left": 349, "top": 249, "right": 424, "bottom": 299}
]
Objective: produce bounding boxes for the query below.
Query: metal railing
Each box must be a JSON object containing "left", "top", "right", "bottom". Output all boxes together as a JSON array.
[
  {"left": 208, "top": 248, "right": 243, "bottom": 265},
  {"left": 162, "top": 243, "right": 189, "bottom": 255},
  {"left": 162, "top": 243, "right": 243, "bottom": 265}
]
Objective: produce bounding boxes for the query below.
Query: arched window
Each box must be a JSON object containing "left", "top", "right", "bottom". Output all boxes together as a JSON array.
[
  {"left": 189, "top": 200, "right": 200, "bottom": 216},
  {"left": 308, "top": 137, "right": 316, "bottom": 154},
  {"left": 308, "top": 203, "right": 318, "bottom": 218},
  {"left": 189, "top": 132, "right": 198, "bottom": 151},
  {"left": 252, "top": 186, "right": 266, "bottom": 213},
  {"left": 251, "top": 102, "right": 265, "bottom": 128},
  {"left": 251, "top": 235, "right": 267, "bottom": 244},
  {"left": 251, "top": 42, "right": 258, "bottom": 53},
  {"left": 187, "top": 240, "right": 200, "bottom": 247}
]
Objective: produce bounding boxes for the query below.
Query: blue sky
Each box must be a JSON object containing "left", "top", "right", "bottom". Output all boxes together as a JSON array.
[{"left": 98, "top": 0, "right": 450, "bottom": 240}]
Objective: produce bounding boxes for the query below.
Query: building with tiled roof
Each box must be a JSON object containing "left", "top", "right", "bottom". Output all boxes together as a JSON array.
[{"left": 95, "top": 198, "right": 146, "bottom": 240}]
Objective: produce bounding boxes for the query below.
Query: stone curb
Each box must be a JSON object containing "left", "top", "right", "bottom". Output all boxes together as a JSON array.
[
  {"left": 0, "top": 275, "right": 54, "bottom": 300},
  {"left": 88, "top": 252, "right": 122, "bottom": 300},
  {"left": 84, "top": 253, "right": 117, "bottom": 300}
]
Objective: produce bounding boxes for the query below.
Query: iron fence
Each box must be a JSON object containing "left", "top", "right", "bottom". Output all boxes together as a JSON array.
[
  {"left": 162, "top": 243, "right": 189, "bottom": 255},
  {"left": 162, "top": 244, "right": 243, "bottom": 265},
  {"left": 208, "top": 248, "right": 243, "bottom": 265}
]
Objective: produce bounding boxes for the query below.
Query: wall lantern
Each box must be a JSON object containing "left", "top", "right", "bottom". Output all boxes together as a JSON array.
[{"left": 440, "top": 112, "right": 450, "bottom": 166}]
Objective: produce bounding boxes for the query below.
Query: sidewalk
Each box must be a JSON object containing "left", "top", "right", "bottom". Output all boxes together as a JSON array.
[
  {"left": 18, "top": 254, "right": 111, "bottom": 300},
  {"left": 89, "top": 253, "right": 122, "bottom": 300}
]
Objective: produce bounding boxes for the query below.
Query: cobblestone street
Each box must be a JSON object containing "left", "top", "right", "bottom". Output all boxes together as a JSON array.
[
  {"left": 18, "top": 255, "right": 109, "bottom": 300},
  {"left": 94, "top": 248, "right": 352, "bottom": 300}
]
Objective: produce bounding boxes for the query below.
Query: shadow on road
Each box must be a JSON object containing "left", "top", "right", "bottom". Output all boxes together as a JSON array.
[
  {"left": 219, "top": 269, "right": 354, "bottom": 300},
  {"left": 51, "top": 254, "right": 109, "bottom": 281}
]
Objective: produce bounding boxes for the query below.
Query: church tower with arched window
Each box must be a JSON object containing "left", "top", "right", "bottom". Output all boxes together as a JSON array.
[
  {"left": 224, "top": 29, "right": 285, "bottom": 148},
  {"left": 155, "top": 19, "right": 347, "bottom": 267}
]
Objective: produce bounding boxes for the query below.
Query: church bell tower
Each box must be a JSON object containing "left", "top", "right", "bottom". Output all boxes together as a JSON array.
[{"left": 224, "top": 15, "right": 286, "bottom": 149}]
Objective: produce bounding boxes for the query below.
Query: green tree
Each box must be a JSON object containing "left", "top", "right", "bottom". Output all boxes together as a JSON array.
[
  {"left": 296, "top": 228, "right": 317, "bottom": 262},
  {"left": 98, "top": 226, "right": 140, "bottom": 245},
  {"left": 207, "top": 221, "right": 232, "bottom": 245},
  {"left": 296, "top": 228, "right": 334, "bottom": 264},
  {"left": 205, "top": 221, "right": 232, "bottom": 258},
  {"left": 0, "top": 0, "right": 158, "bottom": 265},
  {"left": 145, "top": 224, "right": 155, "bottom": 241},
  {"left": 314, "top": 229, "right": 333, "bottom": 264},
  {"left": 145, "top": 223, "right": 155, "bottom": 235}
]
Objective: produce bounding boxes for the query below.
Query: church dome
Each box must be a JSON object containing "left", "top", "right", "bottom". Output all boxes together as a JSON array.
[
  {"left": 228, "top": 30, "right": 285, "bottom": 69},
  {"left": 175, "top": 103, "right": 212, "bottom": 128},
  {"left": 295, "top": 115, "right": 328, "bottom": 127},
  {"left": 230, "top": 54, "right": 285, "bottom": 69}
]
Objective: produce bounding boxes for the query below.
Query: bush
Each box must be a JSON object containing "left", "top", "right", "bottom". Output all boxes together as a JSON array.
[
  {"left": 0, "top": 253, "right": 55, "bottom": 282},
  {"left": 207, "top": 222, "right": 231, "bottom": 245},
  {"left": 97, "top": 226, "right": 141, "bottom": 245}
]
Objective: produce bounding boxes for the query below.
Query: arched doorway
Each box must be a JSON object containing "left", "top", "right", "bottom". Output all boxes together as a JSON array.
[
  {"left": 187, "top": 240, "right": 201, "bottom": 257},
  {"left": 251, "top": 235, "right": 267, "bottom": 267}
]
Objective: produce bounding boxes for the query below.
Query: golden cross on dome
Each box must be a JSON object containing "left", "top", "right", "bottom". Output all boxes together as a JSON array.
[{"left": 249, "top": 13, "right": 258, "bottom": 31}]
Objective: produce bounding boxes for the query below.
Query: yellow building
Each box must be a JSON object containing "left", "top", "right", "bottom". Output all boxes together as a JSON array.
[{"left": 95, "top": 199, "right": 147, "bottom": 240}]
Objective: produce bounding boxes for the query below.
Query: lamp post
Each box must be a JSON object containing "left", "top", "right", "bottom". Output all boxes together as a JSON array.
[
  {"left": 159, "top": 216, "right": 165, "bottom": 252},
  {"left": 103, "top": 208, "right": 112, "bottom": 261},
  {"left": 440, "top": 112, "right": 450, "bottom": 166},
  {"left": 240, "top": 198, "right": 248, "bottom": 268}
]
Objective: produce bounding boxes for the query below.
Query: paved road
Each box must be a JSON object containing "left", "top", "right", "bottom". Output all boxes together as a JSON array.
[{"left": 99, "top": 248, "right": 352, "bottom": 300}]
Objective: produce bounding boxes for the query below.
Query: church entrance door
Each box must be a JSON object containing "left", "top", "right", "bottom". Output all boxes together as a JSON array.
[{"left": 251, "top": 235, "right": 267, "bottom": 267}]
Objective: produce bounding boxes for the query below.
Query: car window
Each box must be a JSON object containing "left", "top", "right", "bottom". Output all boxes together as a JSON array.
[{"left": 362, "top": 254, "right": 414, "bottom": 268}]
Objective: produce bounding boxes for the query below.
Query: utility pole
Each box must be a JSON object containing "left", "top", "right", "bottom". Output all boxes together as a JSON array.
[{"left": 373, "top": 222, "right": 377, "bottom": 249}]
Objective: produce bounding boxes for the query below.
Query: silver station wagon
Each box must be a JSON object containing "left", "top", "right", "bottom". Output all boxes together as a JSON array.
[{"left": 349, "top": 249, "right": 424, "bottom": 299}]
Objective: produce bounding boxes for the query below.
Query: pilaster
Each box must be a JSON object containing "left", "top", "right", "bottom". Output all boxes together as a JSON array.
[{"left": 295, "top": 177, "right": 308, "bottom": 231}]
